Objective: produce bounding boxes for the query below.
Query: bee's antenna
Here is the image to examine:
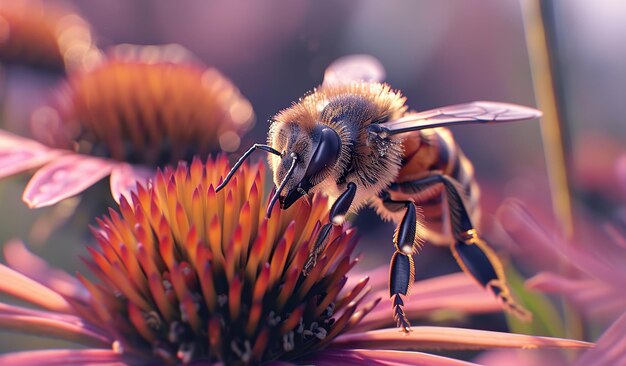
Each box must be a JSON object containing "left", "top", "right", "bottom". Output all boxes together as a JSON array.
[
  {"left": 216, "top": 144, "right": 282, "bottom": 192},
  {"left": 266, "top": 153, "right": 298, "bottom": 218}
]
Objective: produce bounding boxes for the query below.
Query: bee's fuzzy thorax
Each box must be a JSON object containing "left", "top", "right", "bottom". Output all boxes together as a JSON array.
[{"left": 269, "top": 82, "right": 409, "bottom": 211}]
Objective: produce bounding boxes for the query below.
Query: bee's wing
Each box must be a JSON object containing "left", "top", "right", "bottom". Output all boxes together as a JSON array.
[
  {"left": 322, "top": 54, "right": 386, "bottom": 87},
  {"left": 377, "top": 101, "right": 542, "bottom": 136}
]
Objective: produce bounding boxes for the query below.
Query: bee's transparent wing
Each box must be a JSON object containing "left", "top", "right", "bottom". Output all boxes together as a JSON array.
[
  {"left": 377, "top": 101, "right": 542, "bottom": 136},
  {"left": 322, "top": 54, "right": 386, "bottom": 86}
]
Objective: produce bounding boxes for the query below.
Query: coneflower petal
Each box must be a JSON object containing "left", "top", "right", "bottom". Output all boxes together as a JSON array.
[
  {"left": 23, "top": 154, "right": 114, "bottom": 208},
  {"left": 574, "top": 311, "right": 626, "bottom": 366},
  {"left": 528, "top": 272, "right": 626, "bottom": 320},
  {"left": 0, "top": 349, "right": 129, "bottom": 366},
  {"left": 0, "top": 264, "right": 72, "bottom": 313},
  {"left": 0, "top": 312, "right": 111, "bottom": 347},
  {"left": 109, "top": 163, "right": 152, "bottom": 204},
  {"left": 0, "top": 131, "right": 65, "bottom": 178},
  {"left": 310, "top": 349, "right": 481, "bottom": 366},
  {"left": 331, "top": 327, "right": 593, "bottom": 351},
  {"left": 352, "top": 273, "right": 501, "bottom": 331},
  {"left": 3, "top": 240, "right": 88, "bottom": 301}
]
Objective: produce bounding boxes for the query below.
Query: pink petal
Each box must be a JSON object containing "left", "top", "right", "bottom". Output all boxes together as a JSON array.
[
  {"left": 527, "top": 272, "right": 626, "bottom": 321},
  {"left": 332, "top": 327, "right": 593, "bottom": 351},
  {"left": 317, "top": 349, "right": 481, "bottom": 366},
  {"left": 476, "top": 349, "right": 567, "bottom": 366},
  {"left": 574, "top": 311, "right": 626, "bottom": 366},
  {"left": 304, "top": 350, "right": 380, "bottom": 366},
  {"left": 354, "top": 273, "right": 500, "bottom": 332},
  {"left": 0, "top": 349, "right": 128, "bottom": 366},
  {"left": 23, "top": 154, "right": 114, "bottom": 208},
  {"left": 499, "top": 202, "right": 626, "bottom": 290},
  {"left": 348, "top": 265, "right": 389, "bottom": 292},
  {"left": 110, "top": 163, "right": 153, "bottom": 203},
  {"left": 3, "top": 239, "right": 89, "bottom": 301},
  {"left": 0, "top": 305, "right": 112, "bottom": 347},
  {"left": 0, "top": 130, "right": 65, "bottom": 178},
  {"left": 0, "top": 302, "right": 94, "bottom": 326},
  {"left": 0, "top": 263, "right": 72, "bottom": 313}
]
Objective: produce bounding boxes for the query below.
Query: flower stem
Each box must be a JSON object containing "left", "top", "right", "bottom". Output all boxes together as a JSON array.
[{"left": 520, "top": 0, "right": 584, "bottom": 342}]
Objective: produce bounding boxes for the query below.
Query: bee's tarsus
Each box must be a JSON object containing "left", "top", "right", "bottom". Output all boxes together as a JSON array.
[
  {"left": 303, "top": 222, "right": 333, "bottom": 276},
  {"left": 392, "top": 294, "right": 412, "bottom": 333}
]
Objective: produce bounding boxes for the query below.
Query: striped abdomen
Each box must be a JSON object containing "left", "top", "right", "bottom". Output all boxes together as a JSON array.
[{"left": 370, "top": 127, "right": 481, "bottom": 245}]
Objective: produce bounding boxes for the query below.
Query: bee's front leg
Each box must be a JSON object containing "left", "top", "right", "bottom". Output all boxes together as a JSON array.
[
  {"left": 303, "top": 182, "right": 356, "bottom": 275},
  {"left": 382, "top": 192, "right": 423, "bottom": 333}
]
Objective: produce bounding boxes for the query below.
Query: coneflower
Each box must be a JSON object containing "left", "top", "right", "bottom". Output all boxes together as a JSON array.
[
  {"left": 0, "top": 46, "right": 254, "bottom": 207},
  {"left": 0, "top": 158, "right": 593, "bottom": 365}
]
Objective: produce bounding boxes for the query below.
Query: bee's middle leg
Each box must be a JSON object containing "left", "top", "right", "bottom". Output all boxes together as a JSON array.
[
  {"left": 381, "top": 192, "right": 423, "bottom": 333},
  {"left": 303, "top": 182, "right": 357, "bottom": 275}
]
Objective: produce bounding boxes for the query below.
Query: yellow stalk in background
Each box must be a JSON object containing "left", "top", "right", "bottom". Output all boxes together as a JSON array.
[{"left": 520, "top": 0, "right": 583, "bottom": 341}]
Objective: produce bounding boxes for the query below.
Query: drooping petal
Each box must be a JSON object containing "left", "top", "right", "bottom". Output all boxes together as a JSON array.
[
  {"left": 354, "top": 273, "right": 501, "bottom": 332},
  {"left": 332, "top": 327, "right": 593, "bottom": 351},
  {"left": 0, "top": 130, "right": 65, "bottom": 178},
  {"left": 3, "top": 240, "right": 89, "bottom": 301},
  {"left": 0, "top": 303, "right": 98, "bottom": 327},
  {"left": 347, "top": 265, "right": 389, "bottom": 292},
  {"left": 0, "top": 349, "right": 128, "bottom": 366},
  {"left": 0, "top": 306, "right": 112, "bottom": 347},
  {"left": 23, "top": 154, "right": 114, "bottom": 208},
  {"left": 312, "top": 349, "right": 480, "bottom": 366},
  {"left": 303, "top": 350, "right": 385, "bottom": 366},
  {"left": 476, "top": 349, "right": 568, "bottom": 366},
  {"left": 574, "top": 311, "right": 626, "bottom": 366},
  {"left": 499, "top": 201, "right": 625, "bottom": 290},
  {"left": 0, "top": 264, "right": 72, "bottom": 313},
  {"left": 527, "top": 272, "right": 626, "bottom": 321},
  {"left": 109, "top": 163, "right": 153, "bottom": 204}
]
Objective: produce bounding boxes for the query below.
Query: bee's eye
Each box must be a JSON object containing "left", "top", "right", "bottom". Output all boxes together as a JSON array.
[{"left": 305, "top": 127, "right": 341, "bottom": 179}]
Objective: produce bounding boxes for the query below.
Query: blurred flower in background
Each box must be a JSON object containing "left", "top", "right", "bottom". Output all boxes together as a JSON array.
[
  {"left": 0, "top": 44, "right": 254, "bottom": 208},
  {"left": 0, "top": 0, "right": 101, "bottom": 136},
  {"left": 0, "top": 157, "right": 592, "bottom": 365},
  {"left": 499, "top": 200, "right": 626, "bottom": 329},
  {"left": 0, "top": 0, "right": 99, "bottom": 73},
  {"left": 494, "top": 198, "right": 626, "bottom": 366}
]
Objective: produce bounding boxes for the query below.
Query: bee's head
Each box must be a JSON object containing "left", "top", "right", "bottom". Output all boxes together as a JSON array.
[{"left": 269, "top": 123, "right": 342, "bottom": 210}]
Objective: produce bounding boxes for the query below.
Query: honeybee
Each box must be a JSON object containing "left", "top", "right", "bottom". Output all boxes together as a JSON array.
[{"left": 217, "top": 55, "right": 540, "bottom": 331}]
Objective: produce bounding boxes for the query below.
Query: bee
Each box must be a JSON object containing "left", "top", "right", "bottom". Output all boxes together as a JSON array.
[{"left": 217, "top": 55, "right": 540, "bottom": 332}]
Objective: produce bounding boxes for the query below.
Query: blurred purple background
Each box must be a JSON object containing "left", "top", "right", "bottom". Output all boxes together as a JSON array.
[{"left": 1, "top": 0, "right": 625, "bottom": 356}]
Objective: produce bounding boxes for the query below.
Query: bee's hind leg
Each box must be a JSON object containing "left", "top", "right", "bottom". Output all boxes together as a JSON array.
[
  {"left": 426, "top": 174, "right": 531, "bottom": 320},
  {"left": 390, "top": 173, "right": 530, "bottom": 320},
  {"left": 451, "top": 227, "right": 531, "bottom": 320},
  {"left": 303, "top": 182, "right": 357, "bottom": 275},
  {"left": 381, "top": 192, "right": 423, "bottom": 333}
]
